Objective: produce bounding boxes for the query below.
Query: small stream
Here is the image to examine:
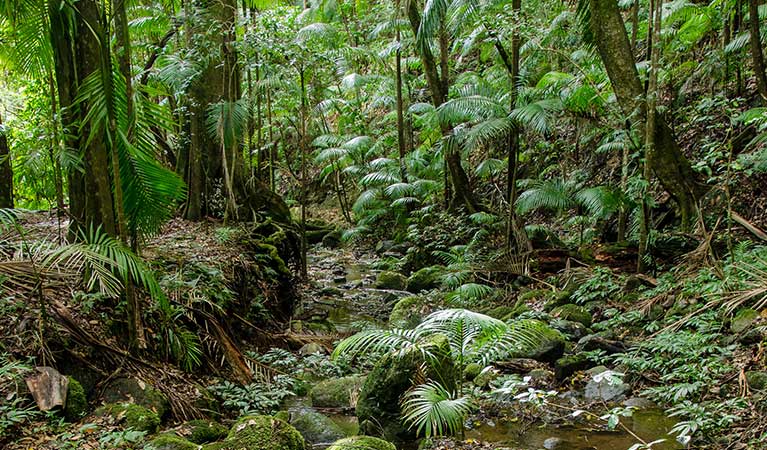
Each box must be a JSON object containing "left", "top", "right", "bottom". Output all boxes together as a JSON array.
[{"left": 299, "top": 246, "right": 682, "bottom": 450}]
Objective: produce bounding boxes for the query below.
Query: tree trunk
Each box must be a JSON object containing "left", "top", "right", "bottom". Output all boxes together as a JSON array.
[
  {"left": 395, "top": 24, "right": 408, "bottom": 184},
  {"left": 48, "top": 73, "right": 65, "bottom": 217},
  {"left": 749, "top": 0, "right": 767, "bottom": 101},
  {"left": 0, "top": 111, "right": 13, "bottom": 209},
  {"left": 588, "top": 0, "right": 705, "bottom": 230}
]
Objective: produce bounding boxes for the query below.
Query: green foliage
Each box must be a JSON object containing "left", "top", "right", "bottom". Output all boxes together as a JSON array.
[
  {"left": 0, "top": 354, "right": 38, "bottom": 437},
  {"left": 209, "top": 375, "right": 300, "bottom": 415},
  {"left": 401, "top": 381, "right": 474, "bottom": 438}
]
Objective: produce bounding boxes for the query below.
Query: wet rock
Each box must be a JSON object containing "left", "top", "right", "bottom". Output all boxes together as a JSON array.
[
  {"left": 577, "top": 334, "right": 626, "bottom": 354},
  {"left": 389, "top": 296, "right": 428, "bottom": 328},
  {"left": 221, "top": 415, "right": 305, "bottom": 450},
  {"left": 543, "top": 437, "right": 563, "bottom": 449},
  {"left": 102, "top": 377, "right": 170, "bottom": 419},
  {"left": 327, "top": 436, "right": 396, "bottom": 450},
  {"left": 310, "top": 375, "right": 366, "bottom": 408},
  {"left": 356, "top": 335, "right": 456, "bottom": 443},
  {"left": 732, "top": 308, "right": 760, "bottom": 333},
  {"left": 374, "top": 271, "right": 407, "bottom": 290},
  {"left": 299, "top": 343, "right": 327, "bottom": 356},
  {"left": 554, "top": 354, "right": 593, "bottom": 380},
  {"left": 747, "top": 371, "right": 767, "bottom": 390},
  {"left": 584, "top": 367, "right": 630, "bottom": 402},
  {"left": 406, "top": 266, "right": 442, "bottom": 293},
  {"left": 507, "top": 320, "right": 565, "bottom": 363},
  {"left": 623, "top": 397, "right": 656, "bottom": 409},
  {"left": 288, "top": 407, "right": 346, "bottom": 446},
  {"left": 64, "top": 377, "right": 87, "bottom": 421},
  {"left": 550, "top": 304, "right": 591, "bottom": 328}
]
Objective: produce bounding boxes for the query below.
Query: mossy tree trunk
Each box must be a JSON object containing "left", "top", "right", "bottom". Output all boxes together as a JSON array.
[
  {"left": 749, "top": 0, "right": 767, "bottom": 101},
  {"left": 0, "top": 111, "right": 12, "bottom": 209},
  {"left": 588, "top": 0, "right": 706, "bottom": 230}
]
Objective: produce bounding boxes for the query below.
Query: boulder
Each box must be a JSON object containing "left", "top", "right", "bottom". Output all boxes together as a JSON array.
[
  {"left": 185, "top": 420, "right": 228, "bottom": 444},
  {"left": 99, "top": 403, "right": 161, "bottom": 433},
  {"left": 145, "top": 433, "right": 199, "bottom": 450},
  {"left": 322, "top": 230, "right": 343, "bottom": 249},
  {"left": 356, "top": 334, "right": 456, "bottom": 443},
  {"left": 406, "top": 266, "right": 442, "bottom": 293},
  {"left": 288, "top": 407, "right": 346, "bottom": 446},
  {"left": 550, "top": 304, "right": 592, "bottom": 328},
  {"left": 746, "top": 371, "right": 767, "bottom": 390},
  {"left": 389, "top": 296, "right": 428, "bottom": 328},
  {"left": 298, "top": 343, "right": 327, "bottom": 356},
  {"left": 102, "top": 377, "right": 170, "bottom": 419},
  {"left": 327, "top": 436, "right": 396, "bottom": 450},
  {"left": 63, "top": 377, "right": 87, "bottom": 421},
  {"left": 310, "top": 375, "right": 366, "bottom": 408},
  {"left": 732, "top": 308, "right": 760, "bottom": 333},
  {"left": 584, "top": 367, "right": 630, "bottom": 402},
  {"left": 577, "top": 334, "right": 627, "bottom": 354},
  {"left": 218, "top": 415, "right": 305, "bottom": 450},
  {"left": 549, "top": 319, "right": 588, "bottom": 340},
  {"left": 554, "top": 354, "right": 593, "bottom": 380},
  {"left": 507, "top": 320, "right": 565, "bottom": 363},
  {"left": 374, "top": 271, "right": 407, "bottom": 290}
]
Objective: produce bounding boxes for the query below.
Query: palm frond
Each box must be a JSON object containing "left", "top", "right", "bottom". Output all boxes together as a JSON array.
[{"left": 402, "top": 381, "right": 473, "bottom": 438}]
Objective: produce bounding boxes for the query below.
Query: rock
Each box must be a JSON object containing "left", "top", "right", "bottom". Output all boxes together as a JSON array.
[
  {"left": 623, "top": 397, "right": 656, "bottom": 409},
  {"left": 356, "top": 334, "right": 456, "bottom": 443},
  {"left": 25, "top": 366, "right": 69, "bottom": 412},
  {"left": 623, "top": 274, "right": 654, "bottom": 293},
  {"left": 584, "top": 367, "right": 630, "bottom": 402},
  {"left": 747, "top": 371, "right": 767, "bottom": 390},
  {"left": 406, "top": 266, "right": 442, "bottom": 293},
  {"left": 100, "top": 403, "right": 161, "bottom": 433},
  {"left": 550, "top": 304, "right": 592, "bottom": 328},
  {"left": 185, "top": 420, "right": 228, "bottom": 444},
  {"left": 310, "top": 375, "right": 366, "bottom": 408},
  {"left": 554, "top": 354, "right": 593, "bottom": 380},
  {"left": 473, "top": 367, "right": 499, "bottom": 388},
  {"left": 549, "top": 319, "right": 588, "bottom": 340},
  {"left": 102, "top": 377, "right": 170, "bottom": 419},
  {"left": 219, "top": 415, "right": 305, "bottom": 450},
  {"left": 375, "top": 240, "right": 396, "bottom": 255},
  {"left": 374, "top": 271, "right": 407, "bottom": 290},
  {"left": 543, "top": 437, "right": 563, "bottom": 449},
  {"left": 64, "top": 377, "right": 87, "bottom": 421},
  {"left": 327, "top": 436, "right": 396, "bottom": 450},
  {"left": 463, "top": 362, "right": 482, "bottom": 381},
  {"left": 525, "top": 369, "right": 553, "bottom": 387},
  {"left": 542, "top": 290, "right": 573, "bottom": 311},
  {"left": 322, "top": 230, "right": 343, "bottom": 249},
  {"left": 507, "top": 320, "right": 565, "bottom": 363},
  {"left": 288, "top": 407, "right": 346, "bottom": 446},
  {"left": 145, "top": 433, "right": 199, "bottom": 450},
  {"left": 389, "top": 296, "right": 428, "bottom": 328},
  {"left": 299, "top": 343, "right": 327, "bottom": 356},
  {"left": 577, "top": 334, "right": 626, "bottom": 354},
  {"left": 732, "top": 308, "right": 760, "bottom": 333}
]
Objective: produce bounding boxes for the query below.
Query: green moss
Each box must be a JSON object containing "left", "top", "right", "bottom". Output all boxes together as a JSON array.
[
  {"left": 186, "top": 420, "right": 228, "bottom": 444},
  {"left": 406, "top": 266, "right": 442, "bottom": 293},
  {"left": 288, "top": 408, "right": 345, "bottom": 445},
  {"left": 100, "top": 403, "right": 161, "bottom": 433},
  {"left": 388, "top": 296, "right": 427, "bottom": 328},
  {"left": 550, "top": 304, "right": 592, "bottom": 328},
  {"left": 732, "top": 308, "right": 760, "bottom": 333},
  {"left": 463, "top": 362, "right": 482, "bottom": 381},
  {"left": 64, "top": 377, "right": 87, "bottom": 422},
  {"left": 374, "top": 271, "right": 407, "bottom": 290},
  {"left": 517, "top": 289, "right": 551, "bottom": 304},
  {"left": 507, "top": 319, "right": 565, "bottom": 363},
  {"left": 327, "top": 436, "right": 396, "bottom": 450},
  {"left": 543, "top": 290, "right": 574, "bottom": 311},
  {"left": 310, "top": 375, "right": 366, "bottom": 408},
  {"left": 145, "top": 433, "right": 199, "bottom": 450},
  {"left": 218, "top": 415, "right": 304, "bottom": 450}
]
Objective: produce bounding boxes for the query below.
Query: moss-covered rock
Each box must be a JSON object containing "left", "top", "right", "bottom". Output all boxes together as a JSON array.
[
  {"left": 374, "top": 271, "right": 407, "bottom": 290},
  {"left": 732, "top": 308, "right": 760, "bottom": 333},
  {"left": 406, "top": 266, "right": 442, "bottom": 293},
  {"left": 186, "top": 420, "right": 228, "bottom": 444},
  {"left": 550, "top": 304, "right": 592, "bottom": 328},
  {"left": 100, "top": 403, "right": 161, "bottom": 433},
  {"left": 102, "top": 377, "right": 170, "bottom": 419},
  {"left": 486, "top": 303, "right": 530, "bottom": 321},
  {"left": 388, "top": 296, "right": 428, "bottom": 328},
  {"left": 554, "top": 354, "right": 592, "bottom": 380},
  {"left": 517, "top": 289, "right": 552, "bottom": 304},
  {"left": 145, "top": 433, "right": 199, "bottom": 450},
  {"left": 507, "top": 320, "right": 565, "bottom": 363},
  {"left": 356, "top": 334, "right": 456, "bottom": 443},
  {"left": 288, "top": 407, "right": 346, "bottom": 445},
  {"left": 543, "top": 290, "right": 574, "bottom": 311},
  {"left": 321, "top": 230, "right": 343, "bottom": 249},
  {"left": 327, "top": 436, "right": 396, "bottom": 450},
  {"left": 310, "top": 375, "right": 366, "bottom": 408},
  {"left": 216, "top": 415, "right": 304, "bottom": 450},
  {"left": 747, "top": 371, "right": 767, "bottom": 390},
  {"left": 64, "top": 377, "right": 87, "bottom": 422},
  {"left": 463, "top": 362, "right": 482, "bottom": 381}
]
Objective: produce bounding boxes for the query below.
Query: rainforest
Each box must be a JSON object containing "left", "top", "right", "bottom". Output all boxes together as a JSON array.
[{"left": 1, "top": 0, "right": 767, "bottom": 448}]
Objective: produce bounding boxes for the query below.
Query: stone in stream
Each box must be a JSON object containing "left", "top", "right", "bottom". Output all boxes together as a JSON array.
[
  {"left": 327, "top": 436, "right": 396, "bottom": 450},
  {"left": 356, "top": 334, "right": 456, "bottom": 443},
  {"left": 388, "top": 296, "right": 429, "bottom": 328},
  {"left": 310, "top": 375, "right": 366, "bottom": 408},
  {"left": 584, "top": 366, "right": 630, "bottom": 402},
  {"left": 374, "top": 271, "right": 407, "bottom": 290},
  {"left": 405, "top": 266, "right": 443, "bottom": 293},
  {"left": 285, "top": 407, "right": 346, "bottom": 446},
  {"left": 554, "top": 353, "right": 593, "bottom": 380},
  {"left": 215, "top": 415, "right": 305, "bottom": 450}
]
